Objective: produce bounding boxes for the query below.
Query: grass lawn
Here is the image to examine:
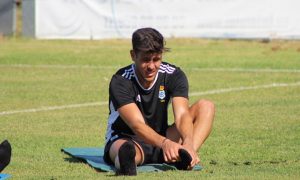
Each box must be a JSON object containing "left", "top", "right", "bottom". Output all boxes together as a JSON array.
[{"left": 0, "top": 37, "right": 299, "bottom": 179}]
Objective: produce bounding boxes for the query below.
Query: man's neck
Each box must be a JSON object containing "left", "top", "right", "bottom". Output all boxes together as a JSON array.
[{"left": 135, "top": 69, "right": 152, "bottom": 89}]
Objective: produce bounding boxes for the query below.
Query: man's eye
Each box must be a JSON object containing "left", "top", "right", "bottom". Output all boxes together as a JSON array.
[
  {"left": 153, "top": 57, "right": 161, "bottom": 62},
  {"left": 142, "top": 58, "right": 151, "bottom": 62}
]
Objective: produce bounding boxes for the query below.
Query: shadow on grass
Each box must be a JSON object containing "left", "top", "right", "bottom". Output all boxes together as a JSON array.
[
  {"left": 209, "top": 159, "right": 300, "bottom": 166},
  {"left": 64, "top": 157, "right": 82, "bottom": 163},
  {"left": 105, "top": 174, "right": 118, "bottom": 177}
]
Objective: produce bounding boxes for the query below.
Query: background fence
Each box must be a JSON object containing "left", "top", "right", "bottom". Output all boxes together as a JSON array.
[{"left": 4, "top": 0, "right": 300, "bottom": 39}]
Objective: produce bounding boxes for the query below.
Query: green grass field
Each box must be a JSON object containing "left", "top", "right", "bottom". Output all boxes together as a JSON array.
[{"left": 0, "top": 37, "right": 300, "bottom": 179}]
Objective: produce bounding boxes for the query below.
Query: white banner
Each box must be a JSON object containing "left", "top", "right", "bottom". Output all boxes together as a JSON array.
[{"left": 35, "top": 0, "right": 300, "bottom": 39}]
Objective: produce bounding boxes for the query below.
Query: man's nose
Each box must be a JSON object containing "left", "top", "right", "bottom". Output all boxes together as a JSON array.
[{"left": 147, "top": 61, "right": 155, "bottom": 70}]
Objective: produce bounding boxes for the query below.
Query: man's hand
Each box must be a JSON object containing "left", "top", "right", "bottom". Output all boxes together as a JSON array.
[
  {"left": 161, "top": 138, "right": 183, "bottom": 163},
  {"left": 182, "top": 139, "right": 200, "bottom": 169}
]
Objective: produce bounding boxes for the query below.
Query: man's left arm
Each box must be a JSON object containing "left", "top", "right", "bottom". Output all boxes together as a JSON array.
[{"left": 172, "top": 97, "right": 200, "bottom": 168}]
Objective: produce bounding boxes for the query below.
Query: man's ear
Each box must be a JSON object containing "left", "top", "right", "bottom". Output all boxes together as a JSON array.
[{"left": 130, "top": 50, "right": 135, "bottom": 62}]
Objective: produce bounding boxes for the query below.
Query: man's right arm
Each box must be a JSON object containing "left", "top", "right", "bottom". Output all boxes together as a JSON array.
[{"left": 118, "top": 102, "right": 183, "bottom": 162}]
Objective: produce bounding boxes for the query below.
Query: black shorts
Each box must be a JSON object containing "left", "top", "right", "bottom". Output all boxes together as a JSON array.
[{"left": 104, "top": 133, "right": 164, "bottom": 165}]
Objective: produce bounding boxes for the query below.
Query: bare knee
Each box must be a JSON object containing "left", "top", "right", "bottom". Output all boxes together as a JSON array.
[
  {"left": 196, "top": 99, "right": 215, "bottom": 112},
  {"left": 191, "top": 99, "right": 215, "bottom": 122}
]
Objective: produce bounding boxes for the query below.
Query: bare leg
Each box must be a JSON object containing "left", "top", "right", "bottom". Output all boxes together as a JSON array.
[
  {"left": 167, "top": 99, "right": 215, "bottom": 151},
  {"left": 189, "top": 99, "right": 215, "bottom": 150}
]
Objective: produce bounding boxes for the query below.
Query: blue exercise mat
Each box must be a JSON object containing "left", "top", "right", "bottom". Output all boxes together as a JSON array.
[
  {"left": 61, "top": 147, "right": 202, "bottom": 172},
  {"left": 0, "top": 174, "right": 11, "bottom": 180}
]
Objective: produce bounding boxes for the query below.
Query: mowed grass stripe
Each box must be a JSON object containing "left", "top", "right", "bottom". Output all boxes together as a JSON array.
[
  {"left": 1, "top": 64, "right": 300, "bottom": 73},
  {"left": 1, "top": 81, "right": 299, "bottom": 116}
]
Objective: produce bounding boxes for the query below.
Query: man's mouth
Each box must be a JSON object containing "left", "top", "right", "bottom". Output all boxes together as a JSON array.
[{"left": 145, "top": 71, "right": 156, "bottom": 78}]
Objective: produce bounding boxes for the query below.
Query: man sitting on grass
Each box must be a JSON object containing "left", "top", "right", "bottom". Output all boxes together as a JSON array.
[{"left": 103, "top": 27, "right": 215, "bottom": 176}]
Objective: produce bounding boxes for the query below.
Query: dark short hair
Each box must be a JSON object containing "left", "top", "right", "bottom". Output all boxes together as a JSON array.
[{"left": 132, "top": 27, "right": 170, "bottom": 53}]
